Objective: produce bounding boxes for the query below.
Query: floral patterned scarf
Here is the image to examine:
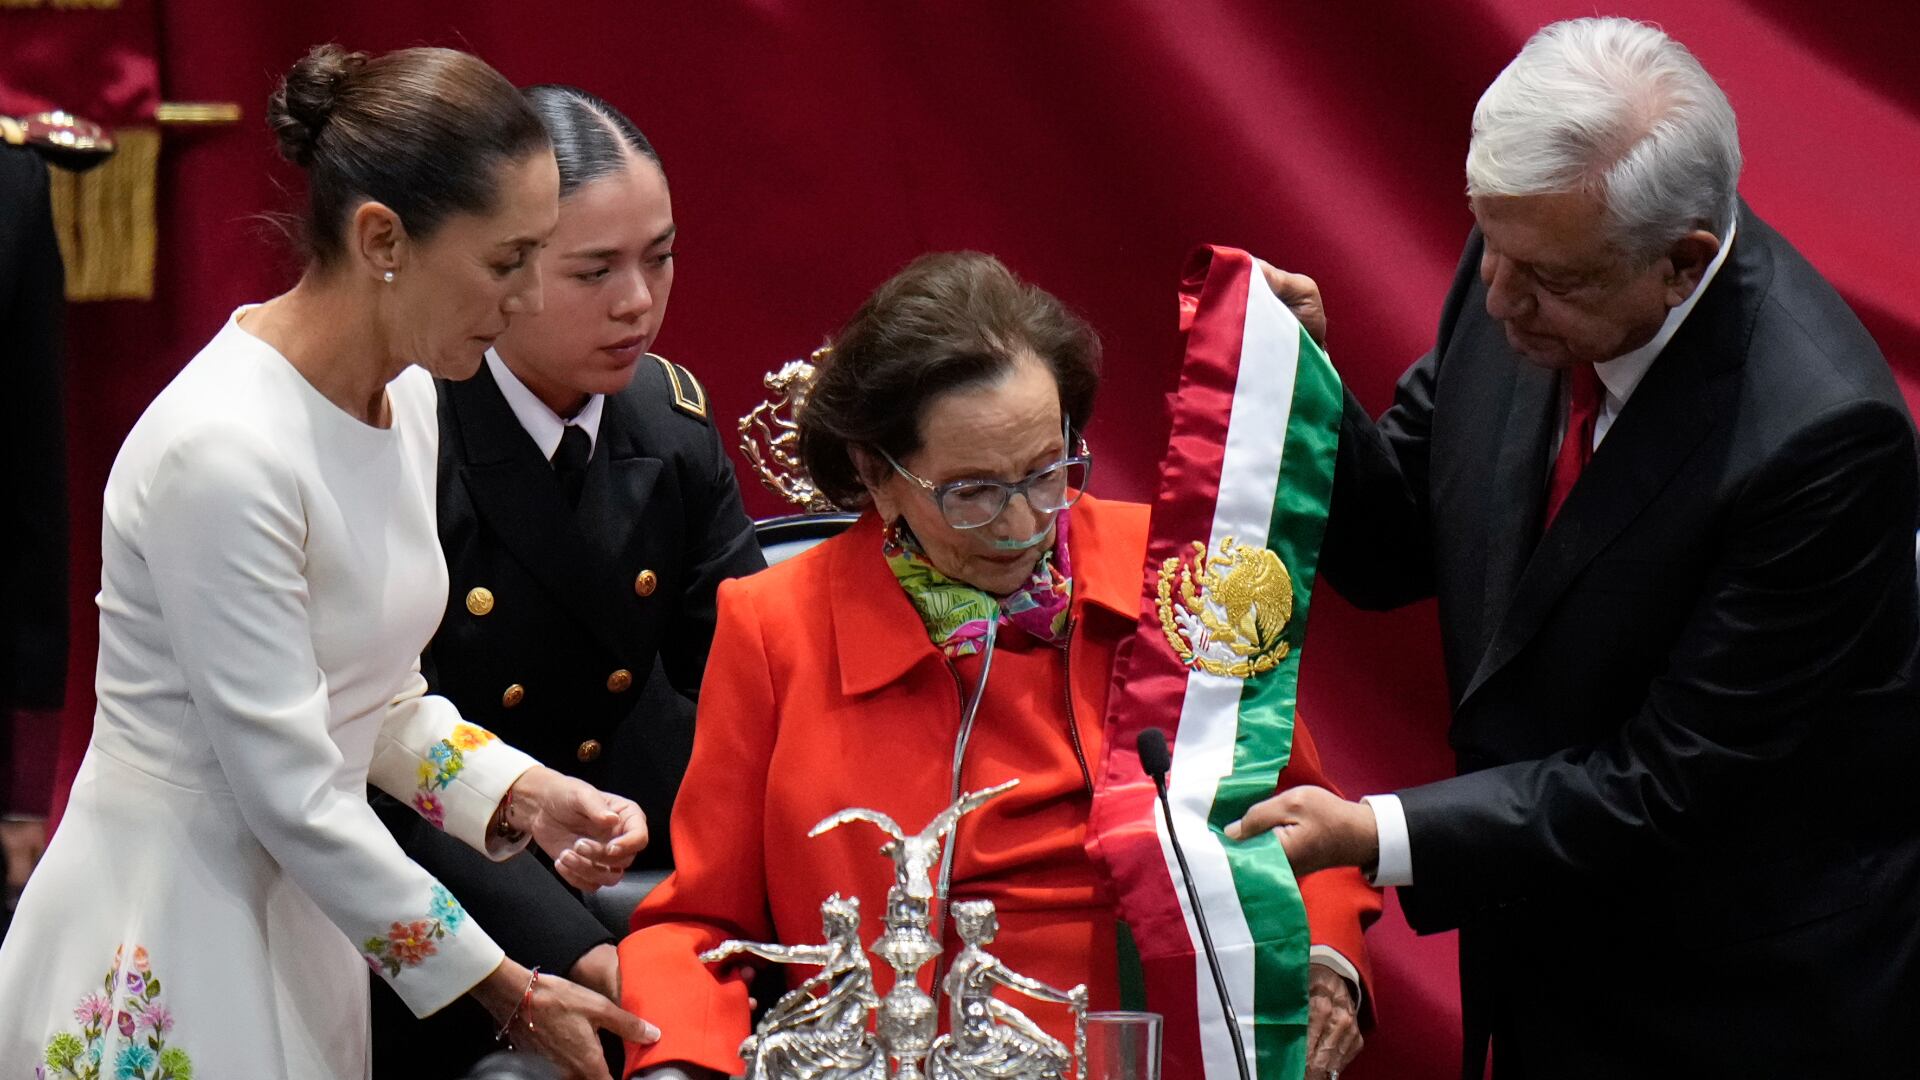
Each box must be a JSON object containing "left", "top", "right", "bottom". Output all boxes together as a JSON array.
[{"left": 883, "top": 510, "right": 1074, "bottom": 657}]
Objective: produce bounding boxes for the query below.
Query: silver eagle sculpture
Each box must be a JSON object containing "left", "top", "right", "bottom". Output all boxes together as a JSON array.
[{"left": 701, "top": 780, "right": 1088, "bottom": 1080}]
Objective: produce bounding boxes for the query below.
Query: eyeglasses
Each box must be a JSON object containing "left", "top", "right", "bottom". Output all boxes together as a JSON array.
[{"left": 879, "top": 435, "right": 1092, "bottom": 530}]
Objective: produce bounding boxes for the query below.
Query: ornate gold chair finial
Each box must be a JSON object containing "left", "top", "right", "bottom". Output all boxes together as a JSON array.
[{"left": 739, "top": 346, "right": 839, "bottom": 513}]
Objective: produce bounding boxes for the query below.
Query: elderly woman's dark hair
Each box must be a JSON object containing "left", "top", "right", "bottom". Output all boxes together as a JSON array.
[
  {"left": 267, "top": 44, "right": 549, "bottom": 264},
  {"left": 523, "top": 84, "right": 661, "bottom": 198},
  {"left": 799, "top": 252, "right": 1102, "bottom": 508}
]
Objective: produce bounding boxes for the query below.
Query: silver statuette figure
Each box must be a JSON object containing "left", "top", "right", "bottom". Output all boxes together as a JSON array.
[
  {"left": 703, "top": 781, "right": 1089, "bottom": 1080},
  {"left": 700, "top": 894, "right": 885, "bottom": 1079},
  {"left": 928, "top": 900, "right": 1088, "bottom": 1080}
]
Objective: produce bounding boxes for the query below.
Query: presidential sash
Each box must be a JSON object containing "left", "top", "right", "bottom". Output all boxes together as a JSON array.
[{"left": 1088, "top": 245, "right": 1343, "bottom": 1079}]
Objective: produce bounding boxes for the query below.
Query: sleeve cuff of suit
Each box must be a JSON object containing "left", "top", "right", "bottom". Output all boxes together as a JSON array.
[
  {"left": 1361, "top": 793, "right": 1413, "bottom": 887},
  {"left": 1308, "top": 945, "right": 1362, "bottom": 1008},
  {"left": 369, "top": 698, "right": 539, "bottom": 862}
]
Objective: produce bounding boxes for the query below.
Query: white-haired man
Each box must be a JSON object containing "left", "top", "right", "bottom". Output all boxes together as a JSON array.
[{"left": 1232, "top": 16, "right": 1920, "bottom": 1078}]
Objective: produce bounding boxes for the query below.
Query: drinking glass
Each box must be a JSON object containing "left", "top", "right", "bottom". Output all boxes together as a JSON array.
[{"left": 1082, "top": 1009, "right": 1163, "bottom": 1080}]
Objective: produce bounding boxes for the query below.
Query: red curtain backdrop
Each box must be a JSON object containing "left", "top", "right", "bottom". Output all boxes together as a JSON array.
[
  {"left": 42, "top": 3, "right": 1918, "bottom": 1076},
  {"left": 0, "top": 0, "right": 159, "bottom": 123}
]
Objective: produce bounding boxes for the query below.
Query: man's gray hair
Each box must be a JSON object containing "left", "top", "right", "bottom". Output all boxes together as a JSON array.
[{"left": 1466, "top": 17, "right": 1742, "bottom": 262}]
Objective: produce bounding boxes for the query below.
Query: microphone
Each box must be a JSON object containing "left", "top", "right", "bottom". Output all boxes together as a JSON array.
[
  {"left": 1137, "top": 727, "right": 1252, "bottom": 1080},
  {"left": 1136, "top": 726, "right": 1174, "bottom": 780}
]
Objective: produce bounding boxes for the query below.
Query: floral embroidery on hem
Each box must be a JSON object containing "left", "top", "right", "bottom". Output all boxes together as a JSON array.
[
  {"left": 362, "top": 884, "right": 470, "bottom": 978},
  {"left": 43, "top": 944, "right": 193, "bottom": 1080}
]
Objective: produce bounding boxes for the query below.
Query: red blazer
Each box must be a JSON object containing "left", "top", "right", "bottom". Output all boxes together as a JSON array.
[{"left": 619, "top": 495, "right": 1378, "bottom": 1076}]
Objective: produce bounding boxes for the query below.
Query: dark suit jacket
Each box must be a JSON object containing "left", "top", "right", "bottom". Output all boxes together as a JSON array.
[
  {"left": 372, "top": 356, "right": 764, "bottom": 1077},
  {"left": 1321, "top": 205, "right": 1920, "bottom": 1079},
  {"left": 0, "top": 145, "right": 68, "bottom": 816}
]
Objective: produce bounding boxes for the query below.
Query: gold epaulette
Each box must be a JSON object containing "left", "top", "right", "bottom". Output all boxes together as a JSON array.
[{"left": 649, "top": 353, "right": 709, "bottom": 422}]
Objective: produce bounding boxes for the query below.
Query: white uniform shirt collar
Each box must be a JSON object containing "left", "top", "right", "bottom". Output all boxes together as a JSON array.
[
  {"left": 1591, "top": 210, "right": 1739, "bottom": 443},
  {"left": 485, "top": 348, "right": 604, "bottom": 460}
]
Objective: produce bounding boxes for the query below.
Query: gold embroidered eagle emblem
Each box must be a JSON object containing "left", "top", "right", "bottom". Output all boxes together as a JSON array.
[{"left": 1155, "top": 536, "right": 1294, "bottom": 678}]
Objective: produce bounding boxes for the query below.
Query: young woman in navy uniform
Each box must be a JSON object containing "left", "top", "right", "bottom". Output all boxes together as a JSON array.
[{"left": 372, "top": 86, "right": 765, "bottom": 1078}]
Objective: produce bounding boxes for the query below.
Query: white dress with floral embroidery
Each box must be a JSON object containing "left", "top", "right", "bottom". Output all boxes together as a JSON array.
[{"left": 0, "top": 310, "right": 540, "bottom": 1079}]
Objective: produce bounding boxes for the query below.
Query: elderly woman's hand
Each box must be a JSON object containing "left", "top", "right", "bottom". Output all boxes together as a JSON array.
[
  {"left": 503, "top": 767, "right": 648, "bottom": 891},
  {"left": 1304, "top": 965, "right": 1363, "bottom": 1080}
]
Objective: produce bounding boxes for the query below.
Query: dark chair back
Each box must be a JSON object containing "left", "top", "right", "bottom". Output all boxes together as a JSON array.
[
  {"left": 755, "top": 511, "right": 862, "bottom": 566},
  {"left": 580, "top": 510, "right": 862, "bottom": 936}
]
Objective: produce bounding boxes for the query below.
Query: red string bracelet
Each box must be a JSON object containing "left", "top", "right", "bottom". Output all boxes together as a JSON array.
[
  {"left": 494, "top": 965, "right": 540, "bottom": 1044},
  {"left": 492, "top": 784, "right": 527, "bottom": 844}
]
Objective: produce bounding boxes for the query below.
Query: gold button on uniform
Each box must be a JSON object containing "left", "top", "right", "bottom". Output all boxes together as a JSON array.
[
  {"left": 606, "top": 669, "right": 633, "bottom": 693},
  {"left": 576, "top": 739, "right": 603, "bottom": 763},
  {"left": 501, "top": 684, "right": 525, "bottom": 709},
  {"left": 465, "top": 587, "right": 495, "bottom": 616},
  {"left": 634, "top": 569, "right": 659, "bottom": 597}
]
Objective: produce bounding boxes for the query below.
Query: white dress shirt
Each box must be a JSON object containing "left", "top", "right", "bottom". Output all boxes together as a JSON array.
[
  {"left": 1365, "top": 212, "right": 1738, "bottom": 888},
  {"left": 486, "top": 348, "right": 605, "bottom": 459}
]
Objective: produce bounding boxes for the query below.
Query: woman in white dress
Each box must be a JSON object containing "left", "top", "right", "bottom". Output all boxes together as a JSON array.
[{"left": 0, "top": 45, "right": 659, "bottom": 1080}]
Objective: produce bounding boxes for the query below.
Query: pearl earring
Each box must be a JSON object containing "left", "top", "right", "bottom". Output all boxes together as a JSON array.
[{"left": 383, "top": 270, "right": 395, "bottom": 284}]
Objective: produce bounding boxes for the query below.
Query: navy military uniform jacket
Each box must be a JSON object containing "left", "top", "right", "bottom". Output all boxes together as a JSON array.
[
  {"left": 372, "top": 355, "right": 764, "bottom": 1076},
  {"left": 425, "top": 354, "right": 762, "bottom": 851}
]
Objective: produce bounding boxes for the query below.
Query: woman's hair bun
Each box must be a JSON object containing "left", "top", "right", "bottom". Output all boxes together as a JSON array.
[
  {"left": 267, "top": 44, "right": 368, "bottom": 168},
  {"left": 265, "top": 44, "right": 549, "bottom": 264}
]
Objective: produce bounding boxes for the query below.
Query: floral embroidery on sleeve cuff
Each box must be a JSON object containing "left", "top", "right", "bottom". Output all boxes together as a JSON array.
[
  {"left": 410, "top": 723, "right": 498, "bottom": 829},
  {"left": 371, "top": 702, "right": 537, "bottom": 859},
  {"left": 361, "top": 884, "right": 470, "bottom": 979}
]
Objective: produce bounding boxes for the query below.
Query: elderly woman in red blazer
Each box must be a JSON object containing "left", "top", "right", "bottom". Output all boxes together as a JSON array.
[{"left": 619, "top": 253, "right": 1378, "bottom": 1080}]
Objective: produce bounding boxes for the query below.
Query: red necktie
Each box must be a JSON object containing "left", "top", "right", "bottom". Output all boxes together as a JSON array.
[{"left": 1543, "top": 363, "right": 1602, "bottom": 528}]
